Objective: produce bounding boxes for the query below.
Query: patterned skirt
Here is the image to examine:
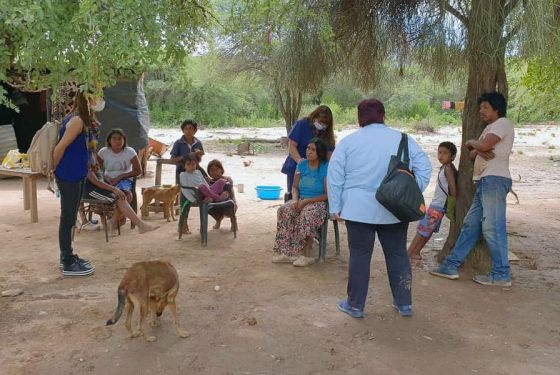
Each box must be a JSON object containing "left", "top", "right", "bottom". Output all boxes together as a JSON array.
[{"left": 273, "top": 201, "right": 327, "bottom": 257}]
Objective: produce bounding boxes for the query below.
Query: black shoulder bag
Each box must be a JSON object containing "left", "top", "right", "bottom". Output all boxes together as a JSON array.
[{"left": 375, "top": 133, "right": 426, "bottom": 222}]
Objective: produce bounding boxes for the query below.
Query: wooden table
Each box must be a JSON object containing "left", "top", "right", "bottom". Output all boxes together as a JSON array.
[
  {"left": 0, "top": 167, "right": 42, "bottom": 223},
  {"left": 151, "top": 158, "right": 176, "bottom": 186}
]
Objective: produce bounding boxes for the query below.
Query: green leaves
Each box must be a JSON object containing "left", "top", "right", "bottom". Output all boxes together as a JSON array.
[{"left": 0, "top": 0, "right": 212, "bottom": 100}]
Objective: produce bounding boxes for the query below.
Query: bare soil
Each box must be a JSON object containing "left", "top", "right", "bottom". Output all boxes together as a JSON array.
[{"left": 1, "top": 125, "right": 559, "bottom": 375}]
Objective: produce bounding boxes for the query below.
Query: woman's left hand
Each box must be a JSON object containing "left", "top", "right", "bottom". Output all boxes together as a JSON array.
[{"left": 295, "top": 199, "right": 307, "bottom": 212}]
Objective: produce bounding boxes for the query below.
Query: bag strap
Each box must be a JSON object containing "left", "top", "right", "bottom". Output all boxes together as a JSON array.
[
  {"left": 437, "top": 166, "right": 449, "bottom": 197},
  {"left": 396, "top": 133, "right": 410, "bottom": 167}
]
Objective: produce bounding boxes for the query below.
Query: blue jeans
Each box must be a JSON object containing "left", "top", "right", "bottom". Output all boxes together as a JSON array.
[
  {"left": 444, "top": 176, "right": 512, "bottom": 279},
  {"left": 345, "top": 220, "right": 411, "bottom": 310}
]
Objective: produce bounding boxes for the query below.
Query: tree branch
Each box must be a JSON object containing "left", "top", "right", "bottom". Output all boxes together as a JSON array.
[
  {"left": 504, "top": 22, "right": 521, "bottom": 43},
  {"left": 440, "top": 1, "right": 468, "bottom": 26},
  {"left": 504, "top": 0, "right": 520, "bottom": 18}
]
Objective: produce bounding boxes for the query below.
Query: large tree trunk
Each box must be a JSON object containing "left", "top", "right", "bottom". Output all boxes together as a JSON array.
[
  {"left": 274, "top": 83, "right": 302, "bottom": 134},
  {"left": 438, "top": 0, "right": 511, "bottom": 271}
]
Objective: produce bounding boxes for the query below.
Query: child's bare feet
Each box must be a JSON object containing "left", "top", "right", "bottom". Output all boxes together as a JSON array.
[
  {"left": 409, "top": 253, "right": 422, "bottom": 261},
  {"left": 408, "top": 250, "right": 422, "bottom": 260},
  {"left": 182, "top": 225, "right": 191, "bottom": 234}
]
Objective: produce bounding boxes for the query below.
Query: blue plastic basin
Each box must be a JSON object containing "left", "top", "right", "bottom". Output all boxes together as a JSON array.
[{"left": 255, "top": 185, "right": 283, "bottom": 200}]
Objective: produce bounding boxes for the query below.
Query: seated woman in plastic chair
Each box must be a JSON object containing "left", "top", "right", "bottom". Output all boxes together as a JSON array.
[
  {"left": 207, "top": 159, "right": 237, "bottom": 231},
  {"left": 179, "top": 154, "right": 231, "bottom": 234},
  {"left": 272, "top": 137, "right": 329, "bottom": 267},
  {"left": 84, "top": 165, "right": 159, "bottom": 235}
]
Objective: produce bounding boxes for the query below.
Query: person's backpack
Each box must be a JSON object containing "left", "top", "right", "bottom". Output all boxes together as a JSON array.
[
  {"left": 28, "top": 121, "right": 60, "bottom": 176},
  {"left": 376, "top": 133, "right": 426, "bottom": 222}
]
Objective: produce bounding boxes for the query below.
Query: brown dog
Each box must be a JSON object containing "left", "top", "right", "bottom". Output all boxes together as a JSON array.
[
  {"left": 106, "top": 261, "right": 189, "bottom": 342},
  {"left": 141, "top": 185, "right": 180, "bottom": 222}
]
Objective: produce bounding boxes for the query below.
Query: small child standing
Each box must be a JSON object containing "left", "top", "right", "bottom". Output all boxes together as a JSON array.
[{"left": 408, "top": 141, "right": 458, "bottom": 260}]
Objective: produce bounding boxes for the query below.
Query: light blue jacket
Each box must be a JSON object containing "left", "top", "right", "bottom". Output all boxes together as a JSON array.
[{"left": 327, "top": 124, "right": 432, "bottom": 224}]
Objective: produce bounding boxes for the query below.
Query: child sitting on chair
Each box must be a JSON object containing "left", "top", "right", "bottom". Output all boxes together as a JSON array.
[
  {"left": 207, "top": 159, "right": 237, "bottom": 230},
  {"left": 179, "top": 154, "right": 230, "bottom": 234}
]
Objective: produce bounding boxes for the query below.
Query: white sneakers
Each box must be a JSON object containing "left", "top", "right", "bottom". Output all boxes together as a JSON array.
[
  {"left": 272, "top": 254, "right": 316, "bottom": 267},
  {"left": 272, "top": 254, "right": 297, "bottom": 263},
  {"left": 292, "top": 256, "right": 316, "bottom": 267}
]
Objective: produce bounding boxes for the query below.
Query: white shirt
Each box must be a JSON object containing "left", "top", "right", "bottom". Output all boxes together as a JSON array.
[
  {"left": 179, "top": 170, "right": 207, "bottom": 202},
  {"left": 432, "top": 167, "right": 449, "bottom": 209},
  {"left": 98, "top": 146, "right": 137, "bottom": 179},
  {"left": 472, "top": 117, "right": 514, "bottom": 181}
]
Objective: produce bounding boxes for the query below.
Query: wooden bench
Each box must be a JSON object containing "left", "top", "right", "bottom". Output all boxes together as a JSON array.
[{"left": 0, "top": 167, "right": 42, "bottom": 223}]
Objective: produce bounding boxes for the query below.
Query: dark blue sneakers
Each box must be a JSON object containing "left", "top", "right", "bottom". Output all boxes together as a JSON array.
[{"left": 337, "top": 300, "right": 364, "bottom": 318}]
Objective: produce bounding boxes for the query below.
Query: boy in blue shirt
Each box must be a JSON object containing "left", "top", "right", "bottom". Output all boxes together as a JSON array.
[{"left": 169, "top": 119, "right": 205, "bottom": 184}]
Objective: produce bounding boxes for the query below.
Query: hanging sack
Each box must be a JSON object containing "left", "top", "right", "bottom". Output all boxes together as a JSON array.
[
  {"left": 375, "top": 133, "right": 426, "bottom": 222},
  {"left": 437, "top": 165, "right": 457, "bottom": 222}
]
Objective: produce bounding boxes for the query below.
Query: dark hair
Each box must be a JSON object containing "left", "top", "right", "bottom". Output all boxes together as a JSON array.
[
  {"left": 182, "top": 153, "right": 198, "bottom": 165},
  {"left": 106, "top": 128, "right": 127, "bottom": 148},
  {"left": 180, "top": 119, "right": 198, "bottom": 131},
  {"left": 306, "top": 105, "right": 335, "bottom": 148},
  {"left": 477, "top": 92, "right": 507, "bottom": 117},
  {"left": 309, "top": 137, "right": 328, "bottom": 161},
  {"left": 358, "top": 98, "right": 385, "bottom": 127},
  {"left": 439, "top": 141, "right": 457, "bottom": 156},
  {"left": 207, "top": 159, "right": 224, "bottom": 174},
  {"left": 73, "top": 90, "right": 95, "bottom": 131}
]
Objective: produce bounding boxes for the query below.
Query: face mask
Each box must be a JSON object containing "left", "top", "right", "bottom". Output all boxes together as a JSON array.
[
  {"left": 314, "top": 122, "right": 327, "bottom": 131},
  {"left": 91, "top": 99, "right": 106, "bottom": 112}
]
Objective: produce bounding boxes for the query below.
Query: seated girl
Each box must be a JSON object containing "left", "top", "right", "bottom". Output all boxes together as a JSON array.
[
  {"left": 84, "top": 165, "right": 159, "bottom": 234},
  {"left": 207, "top": 159, "right": 237, "bottom": 231},
  {"left": 179, "top": 154, "right": 230, "bottom": 234},
  {"left": 97, "top": 128, "right": 141, "bottom": 202},
  {"left": 272, "top": 137, "right": 329, "bottom": 267}
]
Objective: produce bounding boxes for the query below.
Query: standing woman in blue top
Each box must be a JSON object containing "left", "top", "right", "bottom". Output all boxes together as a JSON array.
[
  {"left": 328, "top": 99, "right": 431, "bottom": 318},
  {"left": 53, "top": 90, "right": 104, "bottom": 277},
  {"left": 273, "top": 138, "right": 329, "bottom": 267},
  {"left": 281, "top": 105, "right": 335, "bottom": 194}
]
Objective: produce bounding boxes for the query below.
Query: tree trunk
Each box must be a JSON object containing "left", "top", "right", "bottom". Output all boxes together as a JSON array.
[
  {"left": 439, "top": 0, "right": 510, "bottom": 271},
  {"left": 274, "top": 83, "right": 302, "bottom": 134}
]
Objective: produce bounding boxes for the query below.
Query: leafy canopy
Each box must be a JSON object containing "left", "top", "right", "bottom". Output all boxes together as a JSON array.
[{"left": 0, "top": 0, "right": 211, "bottom": 103}]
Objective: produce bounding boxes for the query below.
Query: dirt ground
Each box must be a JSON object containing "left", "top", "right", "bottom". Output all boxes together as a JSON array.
[{"left": 1, "top": 124, "right": 559, "bottom": 375}]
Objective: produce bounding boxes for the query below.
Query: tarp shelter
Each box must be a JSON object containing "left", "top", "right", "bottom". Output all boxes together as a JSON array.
[
  {"left": 0, "top": 76, "right": 151, "bottom": 160},
  {"left": 96, "top": 77, "right": 151, "bottom": 151}
]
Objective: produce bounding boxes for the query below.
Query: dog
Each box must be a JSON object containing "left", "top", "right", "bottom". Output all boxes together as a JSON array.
[
  {"left": 106, "top": 261, "right": 189, "bottom": 342},
  {"left": 141, "top": 185, "right": 180, "bottom": 222}
]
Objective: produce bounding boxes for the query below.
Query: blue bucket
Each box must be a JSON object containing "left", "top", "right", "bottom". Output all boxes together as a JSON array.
[{"left": 255, "top": 185, "right": 283, "bottom": 200}]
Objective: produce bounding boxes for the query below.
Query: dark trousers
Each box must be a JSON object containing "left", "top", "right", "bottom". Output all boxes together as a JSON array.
[
  {"left": 345, "top": 220, "right": 411, "bottom": 310},
  {"left": 57, "top": 178, "right": 84, "bottom": 264}
]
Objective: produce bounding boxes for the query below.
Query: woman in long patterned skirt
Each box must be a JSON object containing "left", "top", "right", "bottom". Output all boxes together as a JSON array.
[{"left": 273, "top": 138, "right": 330, "bottom": 267}]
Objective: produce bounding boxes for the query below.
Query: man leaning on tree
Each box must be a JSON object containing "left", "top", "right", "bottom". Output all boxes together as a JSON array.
[{"left": 431, "top": 91, "right": 515, "bottom": 287}]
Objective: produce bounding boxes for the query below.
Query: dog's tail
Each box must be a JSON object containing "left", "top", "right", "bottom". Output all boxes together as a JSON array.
[{"left": 106, "top": 289, "right": 127, "bottom": 326}]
